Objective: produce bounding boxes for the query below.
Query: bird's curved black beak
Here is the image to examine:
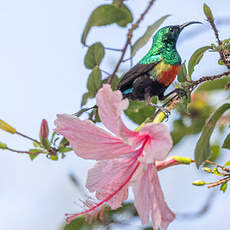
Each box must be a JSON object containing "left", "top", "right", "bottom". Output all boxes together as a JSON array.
[{"left": 179, "top": 21, "right": 202, "bottom": 31}]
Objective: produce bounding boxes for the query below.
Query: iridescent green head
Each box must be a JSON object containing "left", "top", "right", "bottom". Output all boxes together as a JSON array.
[
  {"left": 139, "top": 21, "right": 202, "bottom": 65},
  {"left": 153, "top": 21, "right": 202, "bottom": 50}
]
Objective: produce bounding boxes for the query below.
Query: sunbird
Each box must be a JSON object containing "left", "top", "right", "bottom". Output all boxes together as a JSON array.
[{"left": 117, "top": 21, "right": 202, "bottom": 112}]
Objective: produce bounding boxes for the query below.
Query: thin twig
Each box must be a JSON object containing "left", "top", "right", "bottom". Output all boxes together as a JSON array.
[
  {"left": 85, "top": 44, "right": 122, "bottom": 52},
  {"left": 104, "top": 47, "right": 123, "bottom": 52},
  {"left": 100, "top": 69, "right": 111, "bottom": 76},
  {"left": 122, "top": 57, "right": 132, "bottom": 62},
  {"left": 107, "top": 0, "right": 156, "bottom": 85},
  {"left": 6, "top": 146, "right": 43, "bottom": 155},
  {"left": 186, "top": 71, "right": 230, "bottom": 91},
  {"left": 16, "top": 131, "right": 40, "bottom": 144},
  {"left": 208, "top": 176, "right": 230, "bottom": 188},
  {"left": 129, "top": 43, "right": 133, "bottom": 67},
  {"left": 208, "top": 17, "right": 230, "bottom": 69},
  {"left": 208, "top": 19, "right": 222, "bottom": 46},
  {"left": 205, "top": 160, "right": 230, "bottom": 172}
]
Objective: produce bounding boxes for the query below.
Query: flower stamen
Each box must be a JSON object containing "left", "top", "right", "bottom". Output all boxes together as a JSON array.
[{"left": 65, "top": 161, "right": 141, "bottom": 223}]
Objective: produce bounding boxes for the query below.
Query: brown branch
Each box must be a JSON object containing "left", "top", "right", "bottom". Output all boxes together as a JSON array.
[
  {"left": 148, "top": 70, "right": 230, "bottom": 122},
  {"left": 208, "top": 176, "right": 230, "bottom": 188},
  {"left": 186, "top": 71, "right": 230, "bottom": 91},
  {"left": 6, "top": 146, "right": 43, "bottom": 155},
  {"left": 208, "top": 17, "right": 230, "bottom": 69},
  {"left": 208, "top": 18, "right": 222, "bottom": 46},
  {"left": 16, "top": 131, "right": 40, "bottom": 144},
  {"left": 107, "top": 0, "right": 156, "bottom": 85},
  {"left": 205, "top": 160, "right": 230, "bottom": 173}
]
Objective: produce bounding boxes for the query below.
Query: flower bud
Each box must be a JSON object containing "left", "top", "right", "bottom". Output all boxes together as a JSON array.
[
  {"left": 0, "top": 141, "right": 7, "bottom": 149},
  {"left": 172, "top": 156, "right": 191, "bottom": 164},
  {"left": 0, "top": 120, "right": 16, "bottom": 134},
  {"left": 40, "top": 119, "right": 49, "bottom": 148},
  {"left": 192, "top": 180, "right": 206, "bottom": 186},
  {"left": 202, "top": 167, "right": 212, "bottom": 173}
]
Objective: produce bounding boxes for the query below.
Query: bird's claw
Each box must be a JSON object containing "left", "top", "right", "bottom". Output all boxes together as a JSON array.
[
  {"left": 175, "top": 88, "right": 187, "bottom": 99},
  {"left": 157, "top": 106, "right": 171, "bottom": 118},
  {"left": 148, "top": 103, "right": 171, "bottom": 118}
]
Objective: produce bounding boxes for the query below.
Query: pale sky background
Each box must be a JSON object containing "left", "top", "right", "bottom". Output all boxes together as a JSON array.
[{"left": 0, "top": 0, "right": 230, "bottom": 230}]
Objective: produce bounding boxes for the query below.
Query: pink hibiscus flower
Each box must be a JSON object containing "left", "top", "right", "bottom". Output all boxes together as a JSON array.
[{"left": 55, "top": 84, "right": 175, "bottom": 230}]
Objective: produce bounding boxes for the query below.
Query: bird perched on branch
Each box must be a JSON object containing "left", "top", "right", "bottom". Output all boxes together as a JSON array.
[{"left": 117, "top": 21, "right": 202, "bottom": 113}]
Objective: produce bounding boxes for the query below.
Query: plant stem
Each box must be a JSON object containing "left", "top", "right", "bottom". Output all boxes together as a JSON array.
[{"left": 16, "top": 131, "right": 40, "bottom": 144}]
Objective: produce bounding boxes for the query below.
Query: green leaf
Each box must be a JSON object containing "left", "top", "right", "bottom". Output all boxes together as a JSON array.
[
  {"left": 203, "top": 3, "right": 214, "bottom": 21},
  {"left": 50, "top": 131, "right": 57, "bottom": 144},
  {"left": 181, "top": 88, "right": 191, "bottom": 113},
  {"left": 222, "top": 133, "right": 230, "bottom": 150},
  {"left": 33, "top": 141, "right": 41, "bottom": 148},
  {"left": 125, "top": 99, "right": 156, "bottom": 125},
  {"left": 220, "top": 182, "right": 227, "bottom": 192},
  {"left": 87, "top": 67, "right": 102, "bottom": 97},
  {"left": 81, "top": 92, "right": 90, "bottom": 107},
  {"left": 209, "top": 145, "right": 220, "bottom": 162},
  {"left": 111, "top": 74, "right": 120, "bottom": 90},
  {"left": 188, "top": 46, "right": 211, "bottom": 78},
  {"left": 224, "top": 161, "right": 230, "bottom": 167},
  {"left": 29, "top": 154, "right": 38, "bottom": 160},
  {"left": 131, "top": 15, "right": 170, "bottom": 57},
  {"left": 113, "top": 0, "right": 133, "bottom": 27},
  {"left": 218, "top": 59, "right": 225, "bottom": 65},
  {"left": 58, "top": 147, "right": 72, "bottom": 153},
  {"left": 102, "top": 74, "right": 120, "bottom": 90},
  {"left": 197, "top": 75, "right": 230, "bottom": 91},
  {"left": 58, "top": 137, "right": 69, "bottom": 150},
  {"left": 195, "top": 103, "right": 230, "bottom": 168},
  {"left": 48, "top": 155, "right": 58, "bottom": 161},
  {"left": 84, "top": 42, "right": 105, "bottom": 69},
  {"left": 29, "top": 149, "right": 42, "bottom": 160},
  {"left": 29, "top": 149, "right": 43, "bottom": 153},
  {"left": 63, "top": 216, "right": 95, "bottom": 230},
  {"left": 0, "top": 142, "right": 7, "bottom": 149},
  {"left": 81, "top": 5, "right": 128, "bottom": 45},
  {"left": 177, "top": 62, "right": 187, "bottom": 82}
]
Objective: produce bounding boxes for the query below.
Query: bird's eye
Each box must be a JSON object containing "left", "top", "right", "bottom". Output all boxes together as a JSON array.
[{"left": 169, "top": 28, "right": 174, "bottom": 32}]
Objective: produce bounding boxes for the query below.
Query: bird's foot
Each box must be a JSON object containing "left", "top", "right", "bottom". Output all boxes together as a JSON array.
[
  {"left": 174, "top": 88, "right": 187, "bottom": 99},
  {"left": 160, "top": 88, "right": 187, "bottom": 101},
  {"left": 147, "top": 102, "right": 171, "bottom": 118}
]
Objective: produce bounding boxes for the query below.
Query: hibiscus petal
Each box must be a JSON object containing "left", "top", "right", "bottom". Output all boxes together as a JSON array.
[
  {"left": 132, "top": 164, "right": 152, "bottom": 225},
  {"left": 151, "top": 164, "right": 175, "bottom": 230},
  {"left": 86, "top": 157, "right": 138, "bottom": 209},
  {"left": 139, "top": 123, "right": 173, "bottom": 163},
  {"left": 132, "top": 163, "right": 175, "bottom": 230},
  {"left": 55, "top": 114, "right": 134, "bottom": 160},
  {"left": 96, "top": 84, "right": 139, "bottom": 143}
]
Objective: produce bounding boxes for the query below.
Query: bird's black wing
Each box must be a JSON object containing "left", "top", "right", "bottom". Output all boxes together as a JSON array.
[{"left": 117, "top": 62, "right": 160, "bottom": 92}]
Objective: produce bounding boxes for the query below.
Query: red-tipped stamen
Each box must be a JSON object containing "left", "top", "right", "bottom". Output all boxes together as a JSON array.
[{"left": 66, "top": 161, "right": 141, "bottom": 223}]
